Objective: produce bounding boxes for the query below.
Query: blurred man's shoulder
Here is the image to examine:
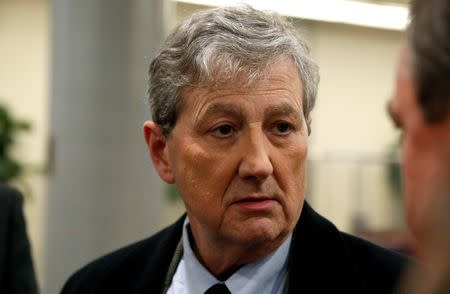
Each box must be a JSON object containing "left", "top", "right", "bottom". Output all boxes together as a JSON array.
[{"left": 61, "top": 215, "right": 185, "bottom": 294}]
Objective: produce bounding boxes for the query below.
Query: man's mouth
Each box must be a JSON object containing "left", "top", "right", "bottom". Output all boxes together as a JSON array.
[{"left": 233, "top": 195, "right": 276, "bottom": 210}]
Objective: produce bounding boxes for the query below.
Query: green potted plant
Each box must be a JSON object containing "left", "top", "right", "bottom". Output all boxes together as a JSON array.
[{"left": 0, "top": 104, "right": 32, "bottom": 184}]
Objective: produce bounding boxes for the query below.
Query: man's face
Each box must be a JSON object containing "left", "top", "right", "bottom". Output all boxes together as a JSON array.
[
  {"left": 389, "top": 46, "right": 450, "bottom": 245},
  {"left": 148, "top": 57, "right": 309, "bottom": 255}
]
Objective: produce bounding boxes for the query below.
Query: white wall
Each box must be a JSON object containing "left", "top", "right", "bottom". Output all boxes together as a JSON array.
[
  {"left": 307, "top": 22, "right": 403, "bottom": 231},
  {"left": 0, "top": 0, "right": 49, "bottom": 288},
  {"left": 310, "top": 22, "right": 401, "bottom": 154}
]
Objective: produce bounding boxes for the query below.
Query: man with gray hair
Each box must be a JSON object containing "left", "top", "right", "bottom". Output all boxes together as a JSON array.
[{"left": 62, "top": 5, "right": 408, "bottom": 294}]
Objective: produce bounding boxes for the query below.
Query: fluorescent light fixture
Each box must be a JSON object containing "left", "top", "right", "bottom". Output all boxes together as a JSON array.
[{"left": 171, "top": 0, "right": 409, "bottom": 31}]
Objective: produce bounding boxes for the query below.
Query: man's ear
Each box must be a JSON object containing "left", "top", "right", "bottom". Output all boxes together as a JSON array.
[
  {"left": 143, "top": 121, "right": 175, "bottom": 184},
  {"left": 307, "top": 115, "right": 312, "bottom": 136}
]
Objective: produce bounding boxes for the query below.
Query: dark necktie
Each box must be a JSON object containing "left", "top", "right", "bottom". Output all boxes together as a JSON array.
[{"left": 204, "top": 283, "right": 231, "bottom": 294}]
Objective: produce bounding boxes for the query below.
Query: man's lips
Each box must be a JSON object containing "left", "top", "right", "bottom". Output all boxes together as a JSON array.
[{"left": 232, "top": 195, "right": 276, "bottom": 210}]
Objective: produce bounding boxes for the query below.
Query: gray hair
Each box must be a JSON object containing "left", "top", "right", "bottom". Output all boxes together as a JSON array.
[
  {"left": 408, "top": 0, "right": 450, "bottom": 122},
  {"left": 148, "top": 5, "right": 319, "bottom": 135}
]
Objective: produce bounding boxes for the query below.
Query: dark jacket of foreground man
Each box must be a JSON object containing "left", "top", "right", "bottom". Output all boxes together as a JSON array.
[{"left": 61, "top": 202, "right": 409, "bottom": 294}]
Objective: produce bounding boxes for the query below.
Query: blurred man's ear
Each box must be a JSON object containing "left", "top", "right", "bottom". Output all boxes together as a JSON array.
[
  {"left": 307, "top": 115, "right": 312, "bottom": 136},
  {"left": 143, "top": 121, "right": 175, "bottom": 184}
]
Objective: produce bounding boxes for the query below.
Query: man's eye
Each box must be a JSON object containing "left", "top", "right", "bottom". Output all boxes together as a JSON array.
[
  {"left": 273, "top": 122, "right": 292, "bottom": 135},
  {"left": 212, "top": 124, "right": 235, "bottom": 137}
]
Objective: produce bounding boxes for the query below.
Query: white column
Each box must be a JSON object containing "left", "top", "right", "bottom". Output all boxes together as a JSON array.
[{"left": 47, "top": 1, "right": 167, "bottom": 293}]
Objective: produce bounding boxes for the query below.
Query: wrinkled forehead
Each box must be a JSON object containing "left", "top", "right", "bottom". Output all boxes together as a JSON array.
[{"left": 179, "top": 57, "right": 305, "bottom": 115}]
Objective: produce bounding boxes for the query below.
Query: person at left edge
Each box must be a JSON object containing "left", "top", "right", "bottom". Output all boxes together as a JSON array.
[{"left": 0, "top": 184, "right": 38, "bottom": 294}]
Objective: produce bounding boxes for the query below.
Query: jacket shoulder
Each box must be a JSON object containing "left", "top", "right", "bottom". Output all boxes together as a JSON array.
[
  {"left": 288, "top": 203, "right": 411, "bottom": 294},
  {"left": 0, "top": 184, "right": 24, "bottom": 227},
  {"left": 61, "top": 216, "right": 185, "bottom": 294},
  {"left": 0, "top": 185, "right": 38, "bottom": 294},
  {"left": 341, "top": 232, "right": 409, "bottom": 292},
  {"left": 0, "top": 184, "right": 23, "bottom": 208}
]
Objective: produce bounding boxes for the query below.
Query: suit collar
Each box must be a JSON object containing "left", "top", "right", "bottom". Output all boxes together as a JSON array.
[
  {"left": 287, "top": 201, "right": 359, "bottom": 293},
  {"left": 156, "top": 201, "right": 359, "bottom": 293}
]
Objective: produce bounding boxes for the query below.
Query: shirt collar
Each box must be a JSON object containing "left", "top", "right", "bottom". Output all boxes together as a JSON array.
[{"left": 181, "top": 217, "right": 292, "bottom": 294}]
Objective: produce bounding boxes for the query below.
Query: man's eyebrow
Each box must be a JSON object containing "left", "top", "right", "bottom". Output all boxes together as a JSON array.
[
  {"left": 201, "top": 102, "right": 299, "bottom": 120},
  {"left": 264, "top": 103, "right": 300, "bottom": 118},
  {"left": 387, "top": 100, "right": 402, "bottom": 129},
  {"left": 202, "top": 102, "right": 243, "bottom": 118}
]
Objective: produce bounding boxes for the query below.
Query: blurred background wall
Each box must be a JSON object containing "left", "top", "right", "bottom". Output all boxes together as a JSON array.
[
  {"left": 0, "top": 0, "right": 49, "bottom": 290},
  {"left": 0, "top": 0, "right": 407, "bottom": 293}
]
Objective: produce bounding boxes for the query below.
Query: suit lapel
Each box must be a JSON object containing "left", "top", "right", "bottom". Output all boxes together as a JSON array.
[
  {"left": 287, "top": 202, "right": 360, "bottom": 293},
  {"left": 136, "top": 215, "right": 185, "bottom": 294}
]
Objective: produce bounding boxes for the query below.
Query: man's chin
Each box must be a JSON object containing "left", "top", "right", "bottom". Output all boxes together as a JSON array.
[{"left": 227, "top": 217, "right": 289, "bottom": 247}]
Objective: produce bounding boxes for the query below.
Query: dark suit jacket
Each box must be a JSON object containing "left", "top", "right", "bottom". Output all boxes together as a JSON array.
[
  {"left": 61, "top": 202, "right": 409, "bottom": 293},
  {"left": 0, "top": 184, "right": 38, "bottom": 294}
]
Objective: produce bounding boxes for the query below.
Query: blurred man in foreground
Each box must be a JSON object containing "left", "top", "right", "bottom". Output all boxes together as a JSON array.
[
  {"left": 388, "top": 0, "right": 450, "bottom": 292},
  {"left": 62, "top": 5, "right": 409, "bottom": 294}
]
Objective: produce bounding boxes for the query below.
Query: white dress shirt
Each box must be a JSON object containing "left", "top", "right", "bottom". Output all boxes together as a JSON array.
[{"left": 167, "top": 218, "right": 292, "bottom": 294}]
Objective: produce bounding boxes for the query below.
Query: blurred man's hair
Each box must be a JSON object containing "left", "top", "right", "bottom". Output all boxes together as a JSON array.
[{"left": 408, "top": 0, "right": 450, "bottom": 122}]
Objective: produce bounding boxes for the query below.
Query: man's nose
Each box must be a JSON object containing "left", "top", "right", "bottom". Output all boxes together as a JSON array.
[{"left": 238, "top": 129, "right": 273, "bottom": 181}]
